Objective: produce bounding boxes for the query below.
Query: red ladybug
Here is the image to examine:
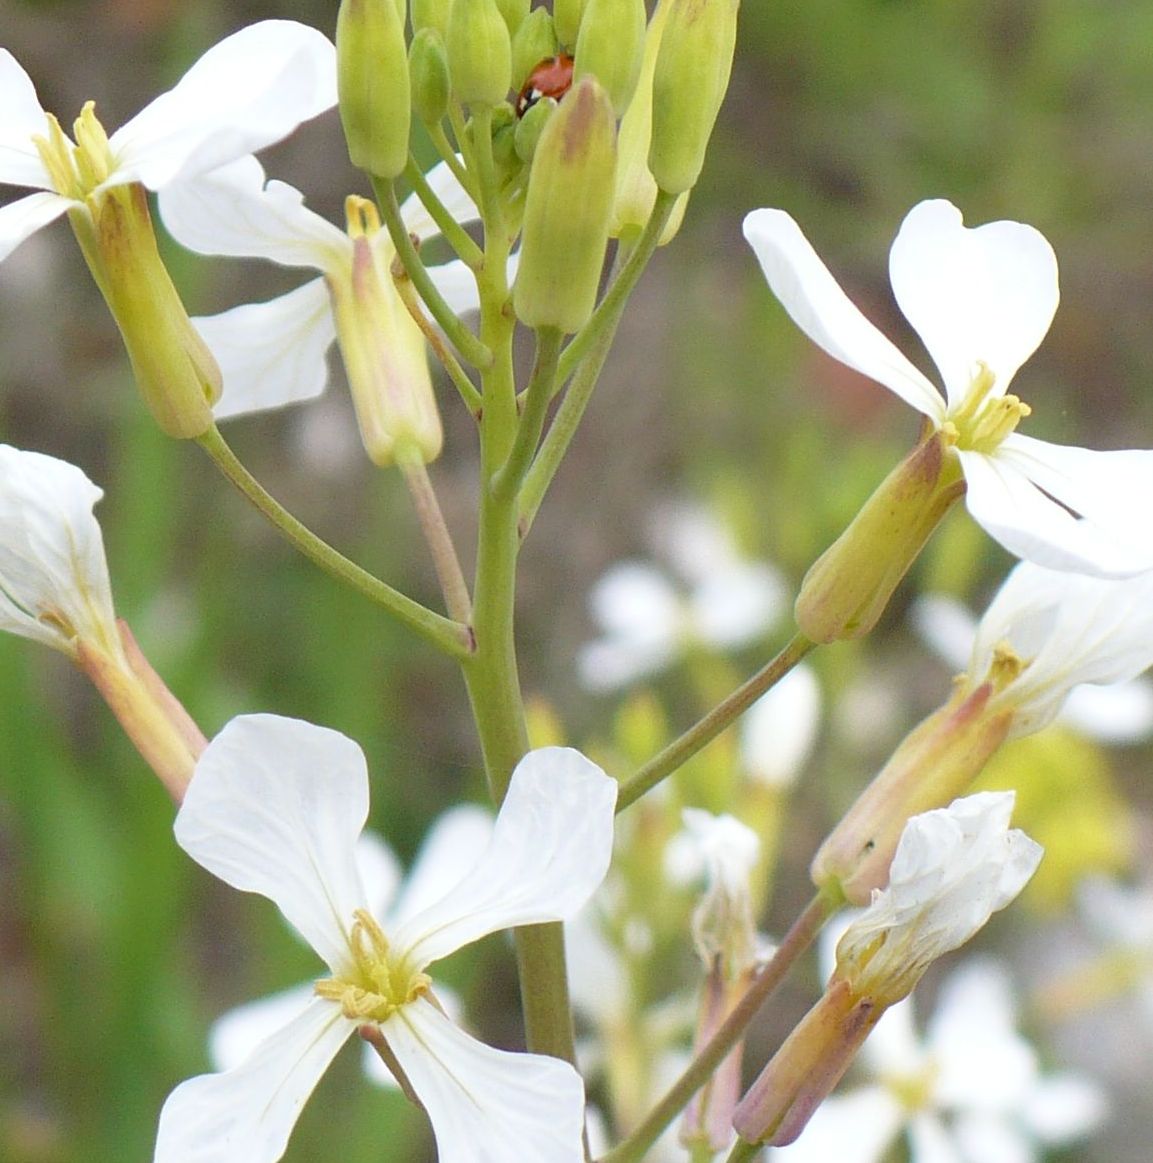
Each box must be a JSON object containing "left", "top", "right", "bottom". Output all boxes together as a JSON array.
[{"left": 516, "top": 53, "right": 576, "bottom": 117}]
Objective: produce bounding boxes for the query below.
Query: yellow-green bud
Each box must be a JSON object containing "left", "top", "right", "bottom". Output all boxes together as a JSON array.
[
  {"left": 649, "top": 0, "right": 739, "bottom": 194},
  {"left": 513, "top": 77, "right": 617, "bottom": 334},
  {"left": 573, "top": 0, "right": 646, "bottom": 115},
  {"left": 412, "top": 0, "right": 450, "bottom": 34},
  {"left": 495, "top": 0, "right": 530, "bottom": 37},
  {"left": 446, "top": 0, "right": 512, "bottom": 107},
  {"left": 795, "top": 430, "right": 965, "bottom": 643},
  {"left": 409, "top": 26, "right": 451, "bottom": 123},
  {"left": 553, "top": 0, "right": 586, "bottom": 48},
  {"left": 337, "top": 0, "right": 412, "bottom": 178},
  {"left": 511, "top": 8, "right": 559, "bottom": 85},
  {"left": 514, "top": 94, "right": 555, "bottom": 162}
]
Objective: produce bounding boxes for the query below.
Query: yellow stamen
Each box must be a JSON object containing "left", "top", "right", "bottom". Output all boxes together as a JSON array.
[{"left": 948, "top": 362, "right": 1032, "bottom": 454}]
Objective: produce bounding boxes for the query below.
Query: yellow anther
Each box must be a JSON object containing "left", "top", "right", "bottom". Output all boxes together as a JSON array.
[
  {"left": 949, "top": 362, "right": 1031, "bottom": 454},
  {"left": 883, "top": 1062, "right": 939, "bottom": 1113},
  {"left": 345, "top": 195, "right": 384, "bottom": 240},
  {"left": 988, "top": 639, "right": 1028, "bottom": 690},
  {"left": 72, "top": 102, "right": 115, "bottom": 190}
]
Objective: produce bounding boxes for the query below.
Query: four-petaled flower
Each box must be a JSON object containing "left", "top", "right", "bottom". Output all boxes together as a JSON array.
[
  {"left": 155, "top": 715, "right": 618, "bottom": 1163},
  {"left": 744, "top": 200, "right": 1153, "bottom": 577}
]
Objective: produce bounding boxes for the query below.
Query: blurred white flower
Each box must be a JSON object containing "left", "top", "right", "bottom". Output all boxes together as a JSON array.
[
  {"left": 740, "top": 663, "right": 822, "bottom": 788},
  {"left": 155, "top": 716, "right": 617, "bottom": 1163}
]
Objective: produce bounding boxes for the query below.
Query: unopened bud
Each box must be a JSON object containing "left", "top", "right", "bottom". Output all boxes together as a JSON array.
[
  {"left": 553, "top": 0, "right": 586, "bottom": 47},
  {"left": 574, "top": 0, "right": 646, "bottom": 114},
  {"left": 513, "top": 78, "right": 617, "bottom": 334},
  {"left": 447, "top": 0, "right": 513, "bottom": 107},
  {"left": 511, "top": 8, "right": 558, "bottom": 86},
  {"left": 649, "top": 0, "right": 739, "bottom": 194},
  {"left": 514, "top": 95, "right": 555, "bottom": 162},
  {"left": 409, "top": 27, "right": 451, "bottom": 124},
  {"left": 795, "top": 430, "right": 965, "bottom": 643},
  {"left": 495, "top": 0, "right": 530, "bottom": 37},
  {"left": 337, "top": 0, "right": 411, "bottom": 178},
  {"left": 412, "top": 0, "right": 450, "bottom": 34}
]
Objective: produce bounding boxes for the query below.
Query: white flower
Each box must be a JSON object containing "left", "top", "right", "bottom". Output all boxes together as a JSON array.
[
  {"left": 834, "top": 792, "right": 1042, "bottom": 1002},
  {"left": 740, "top": 663, "right": 822, "bottom": 788},
  {"left": 0, "top": 444, "right": 120, "bottom": 660},
  {"left": 0, "top": 21, "right": 336, "bottom": 262},
  {"left": 744, "top": 200, "right": 1153, "bottom": 577},
  {"left": 773, "top": 958, "right": 1107, "bottom": 1163},
  {"left": 579, "top": 503, "right": 786, "bottom": 691},
  {"left": 156, "top": 155, "right": 480, "bottom": 421},
  {"left": 155, "top": 715, "right": 617, "bottom": 1163}
]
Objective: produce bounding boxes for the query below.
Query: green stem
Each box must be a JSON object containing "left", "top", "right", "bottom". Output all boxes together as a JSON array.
[
  {"left": 426, "top": 120, "right": 473, "bottom": 193},
  {"left": 724, "top": 1139, "right": 762, "bottom": 1163},
  {"left": 404, "top": 154, "right": 485, "bottom": 270},
  {"left": 197, "top": 426, "right": 472, "bottom": 659},
  {"left": 493, "top": 327, "right": 563, "bottom": 502},
  {"left": 617, "top": 632, "right": 816, "bottom": 812},
  {"left": 519, "top": 192, "right": 677, "bottom": 534},
  {"left": 399, "top": 458, "right": 473, "bottom": 624},
  {"left": 598, "top": 894, "right": 832, "bottom": 1163},
  {"left": 373, "top": 176, "right": 493, "bottom": 369}
]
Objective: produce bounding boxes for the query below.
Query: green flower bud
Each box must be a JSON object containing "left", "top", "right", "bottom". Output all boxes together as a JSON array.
[
  {"left": 495, "top": 0, "right": 530, "bottom": 37},
  {"left": 573, "top": 0, "right": 646, "bottom": 115},
  {"left": 514, "top": 94, "right": 555, "bottom": 162},
  {"left": 795, "top": 430, "right": 965, "bottom": 643},
  {"left": 409, "top": 26, "right": 451, "bottom": 124},
  {"left": 513, "top": 77, "right": 617, "bottom": 334},
  {"left": 511, "top": 8, "right": 558, "bottom": 86},
  {"left": 337, "top": 0, "right": 412, "bottom": 178},
  {"left": 412, "top": 0, "right": 451, "bottom": 35},
  {"left": 553, "top": 0, "right": 586, "bottom": 48},
  {"left": 446, "top": 0, "right": 512, "bottom": 107},
  {"left": 649, "top": 0, "right": 739, "bottom": 194}
]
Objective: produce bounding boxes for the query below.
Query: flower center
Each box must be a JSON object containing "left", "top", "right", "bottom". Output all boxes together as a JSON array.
[
  {"left": 940, "top": 362, "right": 1031, "bottom": 454},
  {"left": 314, "top": 909, "right": 431, "bottom": 1023},
  {"left": 986, "top": 639, "right": 1028, "bottom": 692},
  {"left": 882, "top": 1058, "right": 939, "bottom": 1114},
  {"left": 32, "top": 102, "right": 116, "bottom": 202}
]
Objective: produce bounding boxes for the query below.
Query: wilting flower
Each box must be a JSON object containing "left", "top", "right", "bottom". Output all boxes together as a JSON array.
[
  {"left": 744, "top": 200, "right": 1153, "bottom": 577},
  {"left": 155, "top": 715, "right": 617, "bottom": 1163}
]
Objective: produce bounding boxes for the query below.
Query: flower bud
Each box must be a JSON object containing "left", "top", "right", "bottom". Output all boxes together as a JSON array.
[
  {"left": 511, "top": 8, "right": 559, "bottom": 86},
  {"left": 513, "top": 77, "right": 617, "bottom": 333},
  {"left": 409, "top": 26, "right": 451, "bottom": 124},
  {"left": 447, "top": 0, "right": 513, "bottom": 107},
  {"left": 573, "top": 0, "right": 646, "bottom": 114},
  {"left": 78, "top": 186, "right": 220, "bottom": 438},
  {"left": 495, "top": 0, "right": 531, "bottom": 37},
  {"left": 795, "top": 429, "right": 965, "bottom": 643},
  {"left": 412, "top": 0, "right": 450, "bottom": 34},
  {"left": 514, "top": 95, "right": 555, "bottom": 162},
  {"left": 553, "top": 0, "right": 586, "bottom": 47},
  {"left": 649, "top": 0, "right": 739, "bottom": 195},
  {"left": 337, "top": 0, "right": 412, "bottom": 178}
]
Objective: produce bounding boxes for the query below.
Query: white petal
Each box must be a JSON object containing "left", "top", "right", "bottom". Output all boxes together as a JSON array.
[
  {"left": 383, "top": 999, "right": 586, "bottom": 1163},
  {"left": 392, "top": 747, "right": 617, "bottom": 967},
  {"left": 174, "top": 714, "right": 369, "bottom": 972},
  {"left": 0, "top": 190, "right": 70, "bottom": 263},
  {"left": 1020, "top": 1073, "right": 1108, "bottom": 1144},
  {"left": 742, "top": 208, "right": 944, "bottom": 420},
  {"left": 690, "top": 561, "right": 786, "bottom": 648},
  {"left": 399, "top": 159, "right": 479, "bottom": 241},
  {"left": 158, "top": 155, "right": 347, "bottom": 268},
  {"left": 860, "top": 997, "right": 924, "bottom": 1076},
  {"left": 154, "top": 996, "right": 353, "bottom": 1163},
  {"left": 740, "top": 663, "right": 821, "bottom": 788},
  {"left": 771, "top": 1088, "right": 903, "bottom": 1163},
  {"left": 961, "top": 435, "right": 1153, "bottom": 577},
  {"left": 948, "top": 1111, "right": 1034, "bottom": 1163},
  {"left": 0, "top": 445, "right": 117, "bottom": 655},
  {"left": 355, "top": 831, "right": 403, "bottom": 919},
  {"left": 889, "top": 201, "right": 1058, "bottom": 407},
  {"left": 109, "top": 21, "right": 337, "bottom": 190},
  {"left": 430, "top": 258, "right": 483, "bottom": 315},
  {"left": 209, "top": 983, "right": 318, "bottom": 1072},
  {"left": 194, "top": 281, "right": 336, "bottom": 419},
  {"left": 1063, "top": 677, "right": 1153, "bottom": 743},
  {"left": 0, "top": 49, "right": 57, "bottom": 189},
  {"left": 907, "top": 1112, "right": 966, "bottom": 1163},
  {"left": 910, "top": 593, "right": 977, "bottom": 673}
]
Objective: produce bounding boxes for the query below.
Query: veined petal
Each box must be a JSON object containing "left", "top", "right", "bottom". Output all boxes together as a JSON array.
[
  {"left": 962, "top": 434, "right": 1153, "bottom": 577},
  {"left": 392, "top": 747, "right": 616, "bottom": 967},
  {"left": 195, "top": 280, "right": 336, "bottom": 419},
  {"left": 154, "top": 996, "right": 353, "bottom": 1163},
  {"left": 0, "top": 50, "right": 57, "bottom": 189},
  {"left": 109, "top": 21, "right": 337, "bottom": 191},
  {"left": 158, "top": 155, "right": 348, "bottom": 269},
  {"left": 0, "top": 445, "right": 118, "bottom": 656},
  {"left": 399, "top": 159, "right": 479, "bottom": 241},
  {"left": 742, "top": 208, "right": 944, "bottom": 420},
  {"left": 383, "top": 998, "right": 586, "bottom": 1163},
  {"left": 889, "top": 201, "right": 1058, "bottom": 407},
  {"left": 209, "top": 983, "right": 318, "bottom": 1073},
  {"left": 0, "top": 190, "right": 71, "bottom": 263},
  {"left": 174, "top": 714, "right": 369, "bottom": 973}
]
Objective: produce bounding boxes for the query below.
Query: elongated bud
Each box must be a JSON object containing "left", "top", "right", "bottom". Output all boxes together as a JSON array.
[
  {"left": 337, "top": 0, "right": 411, "bottom": 178},
  {"left": 574, "top": 0, "right": 646, "bottom": 114},
  {"left": 495, "top": 0, "right": 530, "bottom": 37},
  {"left": 513, "top": 77, "right": 617, "bottom": 333},
  {"left": 553, "top": 0, "right": 586, "bottom": 47},
  {"left": 74, "top": 188, "right": 220, "bottom": 438},
  {"left": 649, "top": 0, "right": 739, "bottom": 194},
  {"left": 514, "top": 95, "right": 555, "bottom": 161},
  {"left": 447, "top": 0, "right": 512, "bottom": 107},
  {"left": 796, "top": 429, "right": 965, "bottom": 643},
  {"left": 409, "top": 27, "right": 451, "bottom": 124},
  {"left": 412, "top": 0, "right": 450, "bottom": 34},
  {"left": 512, "top": 8, "right": 558, "bottom": 85}
]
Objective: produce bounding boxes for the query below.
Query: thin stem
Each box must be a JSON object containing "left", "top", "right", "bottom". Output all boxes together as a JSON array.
[
  {"left": 399, "top": 458, "right": 473, "bottom": 624},
  {"left": 492, "top": 326, "right": 563, "bottom": 502},
  {"left": 426, "top": 121, "right": 473, "bottom": 192},
  {"left": 373, "top": 176, "right": 493, "bottom": 369},
  {"left": 725, "top": 1139, "right": 762, "bottom": 1163},
  {"left": 197, "top": 426, "right": 473, "bottom": 660},
  {"left": 598, "top": 894, "right": 833, "bottom": 1163},
  {"left": 404, "top": 154, "right": 485, "bottom": 270},
  {"left": 519, "top": 191, "right": 677, "bottom": 534},
  {"left": 617, "top": 632, "right": 816, "bottom": 812}
]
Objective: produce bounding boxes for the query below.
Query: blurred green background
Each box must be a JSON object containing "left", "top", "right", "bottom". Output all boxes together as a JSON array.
[{"left": 3, "top": 0, "right": 1153, "bottom": 1160}]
